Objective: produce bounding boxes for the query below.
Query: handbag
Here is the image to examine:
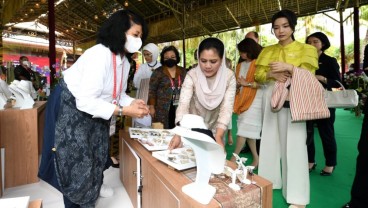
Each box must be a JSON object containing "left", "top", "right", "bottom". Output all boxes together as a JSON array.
[{"left": 325, "top": 80, "right": 359, "bottom": 108}]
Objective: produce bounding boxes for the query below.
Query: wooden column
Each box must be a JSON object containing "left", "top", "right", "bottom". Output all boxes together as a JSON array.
[
  {"left": 339, "top": 9, "right": 346, "bottom": 84},
  {"left": 48, "top": 0, "right": 56, "bottom": 87},
  {"left": 354, "top": 6, "right": 360, "bottom": 72}
]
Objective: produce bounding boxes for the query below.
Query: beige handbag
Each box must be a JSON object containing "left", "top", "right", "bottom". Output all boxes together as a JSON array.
[{"left": 325, "top": 80, "right": 359, "bottom": 108}]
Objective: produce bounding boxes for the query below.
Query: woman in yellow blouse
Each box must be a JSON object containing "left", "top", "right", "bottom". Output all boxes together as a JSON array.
[{"left": 255, "top": 10, "right": 318, "bottom": 208}]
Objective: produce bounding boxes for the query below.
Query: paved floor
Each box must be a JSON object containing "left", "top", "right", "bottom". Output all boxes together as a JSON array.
[{"left": 1, "top": 167, "right": 133, "bottom": 208}]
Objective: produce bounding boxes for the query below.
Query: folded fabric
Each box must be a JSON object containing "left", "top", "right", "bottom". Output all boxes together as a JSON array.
[{"left": 271, "top": 67, "right": 330, "bottom": 121}]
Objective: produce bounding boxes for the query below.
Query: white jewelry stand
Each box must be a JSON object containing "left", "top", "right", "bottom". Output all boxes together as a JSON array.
[
  {"left": 0, "top": 93, "right": 7, "bottom": 110},
  {"left": 17, "top": 80, "right": 35, "bottom": 109},
  {"left": 8, "top": 80, "right": 35, "bottom": 109},
  {"left": 180, "top": 136, "right": 226, "bottom": 205},
  {"left": 17, "top": 88, "right": 35, "bottom": 109},
  {"left": 9, "top": 84, "right": 24, "bottom": 108}
]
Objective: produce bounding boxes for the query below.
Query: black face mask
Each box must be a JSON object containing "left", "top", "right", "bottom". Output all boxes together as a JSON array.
[{"left": 164, "top": 59, "right": 177, "bottom": 67}]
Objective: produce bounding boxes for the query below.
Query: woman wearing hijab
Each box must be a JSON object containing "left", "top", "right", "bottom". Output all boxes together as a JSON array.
[
  {"left": 306, "top": 32, "right": 341, "bottom": 176},
  {"left": 168, "top": 37, "right": 236, "bottom": 149},
  {"left": 38, "top": 10, "right": 150, "bottom": 207},
  {"left": 133, "top": 43, "right": 161, "bottom": 89},
  {"left": 148, "top": 45, "right": 186, "bottom": 129}
]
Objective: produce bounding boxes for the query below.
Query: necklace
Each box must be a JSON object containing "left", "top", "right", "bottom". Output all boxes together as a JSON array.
[{"left": 147, "top": 61, "right": 158, "bottom": 71}]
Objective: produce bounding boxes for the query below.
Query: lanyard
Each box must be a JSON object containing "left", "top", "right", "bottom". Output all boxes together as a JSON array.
[
  {"left": 112, "top": 54, "right": 124, "bottom": 104},
  {"left": 169, "top": 73, "right": 181, "bottom": 91}
]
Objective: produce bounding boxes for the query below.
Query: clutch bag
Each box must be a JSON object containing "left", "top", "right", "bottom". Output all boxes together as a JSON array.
[{"left": 325, "top": 80, "right": 359, "bottom": 108}]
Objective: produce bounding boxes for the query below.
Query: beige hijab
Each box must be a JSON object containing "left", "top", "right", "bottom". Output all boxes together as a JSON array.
[{"left": 194, "top": 46, "right": 228, "bottom": 110}]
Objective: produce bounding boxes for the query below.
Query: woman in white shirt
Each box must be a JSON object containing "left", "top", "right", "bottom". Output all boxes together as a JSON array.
[
  {"left": 133, "top": 43, "right": 161, "bottom": 89},
  {"left": 38, "top": 10, "right": 150, "bottom": 208}
]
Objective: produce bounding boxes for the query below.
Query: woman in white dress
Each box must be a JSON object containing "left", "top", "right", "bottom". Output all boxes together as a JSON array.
[
  {"left": 133, "top": 43, "right": 161, "bottom": 89},
  {"left": 231, "top": 38, "right": 263, "bottom": 167}
]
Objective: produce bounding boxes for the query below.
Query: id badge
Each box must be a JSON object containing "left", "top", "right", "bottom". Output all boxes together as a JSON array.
[
  {"left": 172, "top": 91, "right": 180, "bottom": 106},
  {"left": 109, "top": 116, "right": 117, "bottom": 136}
]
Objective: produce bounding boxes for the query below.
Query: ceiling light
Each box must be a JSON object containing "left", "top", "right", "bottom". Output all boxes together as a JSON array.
[
  {"left": 35, "top": 3, "right": 40, "bottom": 8},
  {"left": 41, "top": 0, "right": 47, "bottom": 3},
  {"left": 124, "top": 1, "right": 129, "bottom": 7},
  {"left": 94, "top": 15, "right": 98, "bottom": 20},
  {"left": 30, "top": 8, "right": 34, "bottom": 12},
  {"left": 66, "top": 29, "right": 69, "bottom": 32}
]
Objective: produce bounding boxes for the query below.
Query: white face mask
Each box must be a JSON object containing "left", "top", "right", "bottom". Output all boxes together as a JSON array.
[
  {"left": 124, "top": 35, "right": 142, "bottom": 53},
  {"left": 22, "top": 60, "right": 30, "bottom": 68}
]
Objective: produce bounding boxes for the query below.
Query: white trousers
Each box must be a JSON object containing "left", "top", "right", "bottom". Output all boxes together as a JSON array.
[{"left": 258, "top": 84, "right": 309, "bottom": 205}]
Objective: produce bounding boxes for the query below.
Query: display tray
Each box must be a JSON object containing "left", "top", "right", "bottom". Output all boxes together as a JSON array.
[
  {"left": 152, "top": 147, "right": 196, "bottom": 171},
  {"left": 129, "top": 127, "right": 174, "bottom": 139},
  {"left": 137, "top": 136, "right": 172, "bottom": 151}
]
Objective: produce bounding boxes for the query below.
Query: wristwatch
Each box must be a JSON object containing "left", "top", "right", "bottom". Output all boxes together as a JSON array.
[{"left": 118, "top": 105, "right": 123, "bottom": 117}]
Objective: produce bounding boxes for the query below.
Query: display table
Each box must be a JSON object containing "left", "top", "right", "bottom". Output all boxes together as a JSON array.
[
  {"left": 0, "top": 101, "right": 46, "bottom": 189},
  {"left": 119, "top": 130, "right": 272, "bottom": 208}
]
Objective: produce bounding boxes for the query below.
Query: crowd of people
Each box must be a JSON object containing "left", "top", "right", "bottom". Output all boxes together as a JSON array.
[{"left": 0, "top": 7, "right": 364, "bottom": 208}]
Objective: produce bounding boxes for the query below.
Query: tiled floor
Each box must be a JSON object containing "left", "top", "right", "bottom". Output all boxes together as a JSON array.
[{"left": 1, "top": 167, "right": 133, "bottom": 208}]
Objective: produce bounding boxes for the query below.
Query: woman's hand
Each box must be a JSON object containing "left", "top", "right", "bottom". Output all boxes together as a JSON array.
[
  {"left": 269, "top": 61, "right": 294, "bottom": 73},
  {"left": 149, "top": 105, "right": 155, "bottom": 118},
  {"left": 168, "top": 134, "right": 182, "bottom": 150},
  {"left": 238, "top": 76, "right": 247, "bottom": 87},
  {"left": 215, "top": 137, "right": 225, "bottom": 149},
  {"left": 123, "top": 99, "right": 149, "bottom": 118},
  {"left": 315, "top": 75, "right": 327, "bottom": 83},
  {"left": 268, "top": 71, "right": 290, "bottom": 83}
]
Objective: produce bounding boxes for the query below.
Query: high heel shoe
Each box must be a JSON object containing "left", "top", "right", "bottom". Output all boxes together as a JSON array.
[
  {"left": 309, "top": 163, "right": 317, "bottom": 172},
  {"left": 320, "top": 167, "right": 334, "bottom": 176}
]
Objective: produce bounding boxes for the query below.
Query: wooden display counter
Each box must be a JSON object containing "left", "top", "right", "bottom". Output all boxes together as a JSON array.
[
  {"left": 119, "top": 130, "right": 272, "bottom": 208},
  {"left": 0, "top": 101, "right": 47, "bottom": 189}
]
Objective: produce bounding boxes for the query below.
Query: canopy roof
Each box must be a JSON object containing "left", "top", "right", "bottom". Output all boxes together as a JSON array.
[{"left": 1, "top": 0, "right": 368, "bottom": 45}]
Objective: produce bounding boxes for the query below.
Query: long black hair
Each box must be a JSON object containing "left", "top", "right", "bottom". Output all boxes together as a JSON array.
[
  {"left": 96, "top": 9, "right": 148, "bottom": 55},
  {"left": 271, "top": 9, "right": 297, "bottom": 40}
]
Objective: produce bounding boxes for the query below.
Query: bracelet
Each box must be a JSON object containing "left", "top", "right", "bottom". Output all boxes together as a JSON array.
[
  {"left": 118, "top": 105, "right": 123, "bottom": 117},
  {"left": 324, "top": 77, "right": 327, "bottom": 83}
]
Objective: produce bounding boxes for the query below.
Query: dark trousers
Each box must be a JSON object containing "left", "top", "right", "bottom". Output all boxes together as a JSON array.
[
  {"left": 349, "top": 105, "right": 368, "bottom": 207},
  {"left": 307, "top": 108, "right": 337, "bottom": 166}
]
